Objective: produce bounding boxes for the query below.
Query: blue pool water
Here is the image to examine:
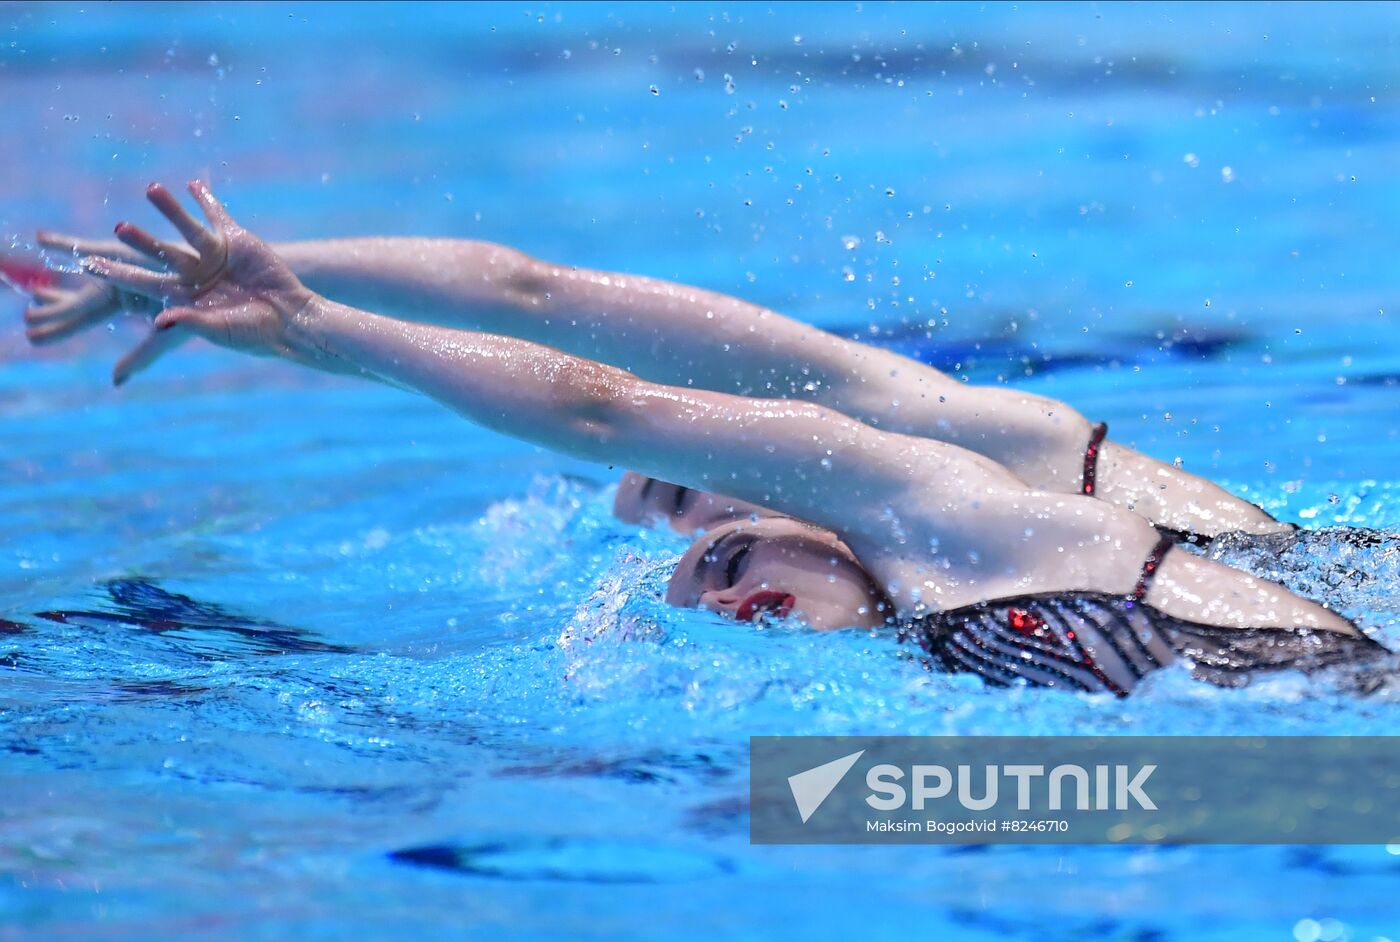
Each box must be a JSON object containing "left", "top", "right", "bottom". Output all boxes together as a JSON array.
[{"left": 3, "top": 2, "right": 1399, "bottom": 938}]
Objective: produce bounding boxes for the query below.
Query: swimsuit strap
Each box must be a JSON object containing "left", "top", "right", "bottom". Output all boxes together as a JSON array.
[
  {"left": 1153, "top": 525, "right": 1210, "bottom": 547},
  {"left": 1131, "top": 535, "right": 1175, "bottom": 600},
  {"left": 1081, "top": 422, "right": 1108, "bottom": 496}
]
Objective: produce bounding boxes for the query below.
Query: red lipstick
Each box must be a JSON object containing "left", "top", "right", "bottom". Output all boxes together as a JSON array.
[{"left": 736, "top": 591, "right": 796, "bottom": 622}]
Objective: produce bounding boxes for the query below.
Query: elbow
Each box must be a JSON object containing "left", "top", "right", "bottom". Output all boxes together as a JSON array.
[
  {"left": 564, "top": 415, "right": 621, "bottom": 462},
  {"left": 550, "top": 364, "right": 640, "bottom": 461},
  {"left": 500, "top": 253, "right": 554, "bottom": 309}
]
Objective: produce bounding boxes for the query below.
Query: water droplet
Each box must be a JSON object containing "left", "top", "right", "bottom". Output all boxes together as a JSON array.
[
  {"left": 1220, "top": 166, "right": 1235, "bottom": 183},
  {"left": 1183, "top": 152, "right": 1199, "bottom": 168}
]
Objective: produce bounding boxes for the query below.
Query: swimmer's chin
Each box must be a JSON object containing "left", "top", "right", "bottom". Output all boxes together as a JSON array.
[{"left": 786, "top": 606, "right": 879, "bottom": 632}]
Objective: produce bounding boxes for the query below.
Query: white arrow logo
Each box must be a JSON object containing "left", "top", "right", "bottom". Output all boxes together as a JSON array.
[{"left": 787, "top": 750, "right": 865, "bottom": 823}]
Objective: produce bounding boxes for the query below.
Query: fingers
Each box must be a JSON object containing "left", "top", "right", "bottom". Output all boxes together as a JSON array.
[
  {"left": 22, "top": 282, "right": 112, "bottom": 343},
  {"left": 22, "top": 300, "right": 65, "bottom": 325},
  {"left": 24, "top": 293, "right": 109, "bottom": 345},
  {"left": 145, "top": 183, "right": 219, "bottom": 254},
  {"left": 26, "top": 313, "right": 95, "bottom": 345},
  {"left": 187, "top": 180, "right": 235, "bottom": 230},
  {"left": 113, "top": 326, "right": 190, "bottom": 387},
  {"left": 23, "top": 286, "right": 99, "bottom": 324},
  {"left": 154, "top": 305, "right": 213, "bottom": 331},
  {"left": 36, "top": 230, "right": 152, "bottom": 268},
  {"left": 81, "top": 256, "right": 179, "bottom": 297},
  {"left": 29, "top": 285, "right": 65, "bottom": 304},
  {"left": 114, "top": 222, "right": 199, "bottom": 275},
  {"left": 152, "top": 305, "right": 231, "bottom": 345}
]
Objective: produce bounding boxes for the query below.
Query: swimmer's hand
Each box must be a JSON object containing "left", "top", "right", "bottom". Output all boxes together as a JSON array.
[
  {"left": 22, "top": 232, "right": 158, "bottom": 352},
  {"left": 78, "top": 181, "right": 313, "bottom": 385}
]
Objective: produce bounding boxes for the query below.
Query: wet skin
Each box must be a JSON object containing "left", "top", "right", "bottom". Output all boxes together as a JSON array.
[
  {"left": 664, "top": 515, "right": 892, "bottom": 631},
  {"left": 54, "top": 181, "right": 1361, "bottom": 646},
  {"left": 613, "top": 470, "right": 771, "bottom": 535},
  {"left": 616, "top": 472, "right": 890, "bottom": 630}
]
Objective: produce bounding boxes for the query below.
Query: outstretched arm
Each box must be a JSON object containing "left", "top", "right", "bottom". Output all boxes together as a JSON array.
[
  {"left": 260, "top": 238, "right": 1299, "bottom": 540},
  {"left": 73, "top": 182, "right": 1360, "bottom": 639},
  {"left": 73, "top": 183, "right": 1032, "bottom": 560},
  {"left": 261, "top": 239, "right": 1104, "bottom": 488},
  {"left": 30, "top": 217, "right": 1290, "bottom": 538}
]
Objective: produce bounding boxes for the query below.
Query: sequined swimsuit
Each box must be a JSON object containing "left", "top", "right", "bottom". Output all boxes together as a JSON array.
[
  {"left": 1081, "top": 421, "right": 1295, "bottom": 545},
  {"left": 908, "top": 536, "right": 1383, "bottom": 696}
]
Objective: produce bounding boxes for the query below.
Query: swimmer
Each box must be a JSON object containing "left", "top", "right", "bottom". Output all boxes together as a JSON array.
[
  {"left": 25, "top": 197, "right": 1291, "bottom": 543},
  {"left": 23, "top": 182, "right": 1389, "bottom": 695}
]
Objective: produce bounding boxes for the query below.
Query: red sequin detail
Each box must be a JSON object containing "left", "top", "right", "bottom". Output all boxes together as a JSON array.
[
  {"left": 1082, "top": 422, "right": 1108, "bottom": 496},
  {"left": 1007, "top": 607, "right": 1044, "bottom": 636},
  {"left": 1132, "top": 536, "right": 1175, "bottom": 600}
]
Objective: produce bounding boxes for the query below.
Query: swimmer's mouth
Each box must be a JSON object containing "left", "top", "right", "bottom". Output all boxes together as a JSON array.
[{"left": 736, "top": 591, "right": 796, "bottom": 622}]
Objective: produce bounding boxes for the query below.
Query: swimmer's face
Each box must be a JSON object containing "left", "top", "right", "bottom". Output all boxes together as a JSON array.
[
  {"left": 613, "top": 471, "right": 772, "bottom": 535},
  {"left": 665, "top": 516, "right": 891, "bottom": 631}
]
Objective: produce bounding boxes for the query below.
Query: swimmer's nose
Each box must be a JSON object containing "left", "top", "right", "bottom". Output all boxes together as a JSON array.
[{"left": 698, "top": 590, "right": 741, "bottom": 618}]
